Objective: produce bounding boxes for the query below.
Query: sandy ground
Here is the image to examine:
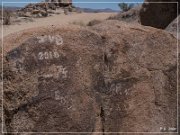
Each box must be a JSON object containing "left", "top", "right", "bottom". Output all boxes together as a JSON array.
[{"left": 0, "top": 12, "right": 116, "bottom": 38}]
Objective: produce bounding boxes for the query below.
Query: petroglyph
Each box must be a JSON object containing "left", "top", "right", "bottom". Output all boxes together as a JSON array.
[
  {"left": 110, "top": 83, "right": 131, "bottom": 96},
  {"left": 54, "top": 91, "right": 66, "bottom": 103},
  {"left": 41, "top": 65, "right": 68, "bottom": 79},
  {"left": 56, "top": 65, "right": 68, "bottom": 79},
  {"left": 11, "top": 60, "right": 24, "bottom": 73}
]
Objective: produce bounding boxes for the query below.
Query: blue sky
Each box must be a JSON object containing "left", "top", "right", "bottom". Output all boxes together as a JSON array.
[{"left": 1, "top": 0, "right": 144, "bottom": 10}]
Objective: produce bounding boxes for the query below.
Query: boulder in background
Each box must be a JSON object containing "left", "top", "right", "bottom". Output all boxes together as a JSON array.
[{"left": 140, "top": 0, "right": 179, "bottom": 29}]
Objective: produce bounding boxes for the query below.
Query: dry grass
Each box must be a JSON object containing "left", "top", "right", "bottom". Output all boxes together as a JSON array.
[{"left": 2, "top": 12, "right": 116, "bottom": 37}]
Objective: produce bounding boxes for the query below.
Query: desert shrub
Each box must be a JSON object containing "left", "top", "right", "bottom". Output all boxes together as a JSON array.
[
  {"left": 107, "top": 15, "right": 117, "bottom": 20},
  {"left": 118, "top": 3, "right": 134, "bottom": 12},
  {"left": 3, "top": 10, "right": 11, "bottom": 25},
  {"left": 68, "top": 7, "right": 73, "bottom": 12},
  {"left": 87, "top": 19, "right": 102, "bottom": 26},
  {"left": 70, "top": 21, "right": 86, "bottom": 26}
]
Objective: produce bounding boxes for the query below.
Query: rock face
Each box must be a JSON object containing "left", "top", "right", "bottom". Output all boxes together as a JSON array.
[
  {"left": 91, "top": 20, "right": 178, "bottom": 133},
  {"left": 3, "top": 27, "right": 102, "bottom": 132},
  {"left": 3, "top": 20, "right": 178, "bottom": 133},
  {"left": 140, "top": 0, "right": 179, "bottom": 29}
]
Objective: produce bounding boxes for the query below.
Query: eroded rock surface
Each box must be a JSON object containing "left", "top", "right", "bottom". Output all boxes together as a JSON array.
[
  {"left": 92, "top": 20, "right": 178, "bottom": 133},
  {"left": 2, "top": 21, "right": 178, "bottom": 134},
  {"left": 3, "top": 27, "right": 103, "bottom": 132}
]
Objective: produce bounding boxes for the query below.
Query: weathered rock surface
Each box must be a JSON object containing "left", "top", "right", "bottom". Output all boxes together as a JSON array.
[
  {"left": 3, "top": 27, "right": 103, "bottom": 132},
  {"left": 2, "top": 20, "right": 178, "bottom": 133},
  {"left": 166, "top": 15, "right": 180, "bottom": 39},
  {"left": 140, "top": 0, "right": 179, "bottom": 29},
  {"left": 92, "top": 20, "right": 178, "bottom": 133}
]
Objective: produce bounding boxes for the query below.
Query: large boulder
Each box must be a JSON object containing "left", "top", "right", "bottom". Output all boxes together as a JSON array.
[
  {"left": 2, "top": 20, "right": 178, "bottom": 133},
  {"left": 3, "top": 26, "right": 102, "bottom": 132},
  {"left": 92, "top": 20, "right": 178, "bottom": 132},
  {"left": 140, "top": 0, "right": 179, "bottom": 29}
]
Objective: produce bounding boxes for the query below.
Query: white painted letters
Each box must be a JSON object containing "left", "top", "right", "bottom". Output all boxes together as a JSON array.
[
  {"left": 37, "top": 35, "right": 63, "bottom": 45},
  {"left": 38, "top": 51, "right": 60, "bottom": 60}
]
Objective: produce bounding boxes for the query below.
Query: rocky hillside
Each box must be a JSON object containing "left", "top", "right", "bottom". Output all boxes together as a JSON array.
[
  {"left": 17, "top": 0, "right": 73, "bottom": 18},
  {"left": 2, "top": 20, "right": 178, "bottom": 133}
]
